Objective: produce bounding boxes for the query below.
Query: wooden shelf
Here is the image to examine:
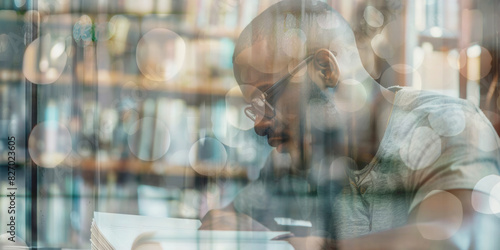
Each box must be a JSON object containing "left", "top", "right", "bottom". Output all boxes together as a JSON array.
[
  {"left": 90, "top": 71, "right": 237, "bottom": 96},
  {"left": 80, "top": 158, "right": 248, "bottom": 178},
  {"left": 0, "top": 69, "right": 240, "bottom": 97},
  {"left": 0, "top": 157, "right": 248, "bottom": 179}
]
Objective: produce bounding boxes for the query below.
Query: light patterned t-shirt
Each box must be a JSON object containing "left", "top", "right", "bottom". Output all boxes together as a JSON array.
[{"left": 233, "top": 87, "right": 500, "bottom": 239}]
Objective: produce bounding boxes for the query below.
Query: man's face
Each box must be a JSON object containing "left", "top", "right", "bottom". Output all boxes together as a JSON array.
[{"left": 234, "top": 40, "right": 318, "bottom": 168}]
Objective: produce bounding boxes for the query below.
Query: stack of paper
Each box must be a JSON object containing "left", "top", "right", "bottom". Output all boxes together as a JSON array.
[
  {"left": 91, "top": 212, "right": 293, "bottom": 250},
  {"left": 90, "top": 212, "right": 202, "bottom": 250}
]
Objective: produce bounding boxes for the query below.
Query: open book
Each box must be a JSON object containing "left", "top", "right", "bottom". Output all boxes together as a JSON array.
[{"left": 91, "top": 212, "right": 293, "bottom": 250}]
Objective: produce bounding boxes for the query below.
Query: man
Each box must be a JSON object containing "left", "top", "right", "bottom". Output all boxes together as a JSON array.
[{"left": 200, "top": 0, "right": 500, "bottom": 249}]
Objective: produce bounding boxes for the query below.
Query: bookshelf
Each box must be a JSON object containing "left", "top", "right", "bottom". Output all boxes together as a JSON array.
[
  {"left": 7, "top": 0, "right": 496, "bottom": 249},
  {"left": 0, "top": 1, "right": 271, "bottom": 249}
]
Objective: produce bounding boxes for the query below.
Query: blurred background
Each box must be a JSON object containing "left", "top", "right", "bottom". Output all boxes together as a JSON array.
[{"left": 0, "top": 0, "right": 498, "bottom": 248}]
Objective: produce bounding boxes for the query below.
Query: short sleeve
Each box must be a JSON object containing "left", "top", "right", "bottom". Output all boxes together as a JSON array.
[{"left": 407, "top": 104, "right": 500, "bottom": 213}]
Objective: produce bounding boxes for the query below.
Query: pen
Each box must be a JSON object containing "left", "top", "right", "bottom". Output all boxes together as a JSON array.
[{"left": 271, "top": 233, "right": 295, "bottom": 240}]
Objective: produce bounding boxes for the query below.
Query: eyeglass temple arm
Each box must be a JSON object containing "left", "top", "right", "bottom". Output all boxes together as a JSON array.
[{"left": 263, "top": 55, "right": 315, "bottom": 100}]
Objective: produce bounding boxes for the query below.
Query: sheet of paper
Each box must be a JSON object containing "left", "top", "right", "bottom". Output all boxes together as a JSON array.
[
  {"left": 93, "top": 212, "right": 294, "bottom": 250},
  {"left": 134, "top": 230, "right": 291, "bottom": 241},
  {"left": 157, "top": 240, "right": 294, "bottom": 250},
  {"left": 93, "top": 212, "right": 202, "bottom": 249},
  {"left": 132, "top": 230, "right": 294, "bottom": 250}
]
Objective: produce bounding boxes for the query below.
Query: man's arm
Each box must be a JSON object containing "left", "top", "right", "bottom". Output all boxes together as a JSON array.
[
  {"left": 199, "top": 203, "right": 270, "bottom": 231},
  {"left": 285, "top": 189, "right": 500, "bottom": 250}
]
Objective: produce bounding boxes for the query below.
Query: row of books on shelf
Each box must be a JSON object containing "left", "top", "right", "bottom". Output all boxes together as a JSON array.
[
  {"left": 3, "top": 6, "right": 242, "bottom": 90},
  {"left": 17, "top": 25, "right": 237, "bottom": 90},
  {"left": 78, "top": 96, "right": 265, "bottom": 176},
  {"left": 0, "top": 87, "right": 269, "bottom": 177},
  {"left": 2, "top": 0, "right": 281, "bottom": 36}
]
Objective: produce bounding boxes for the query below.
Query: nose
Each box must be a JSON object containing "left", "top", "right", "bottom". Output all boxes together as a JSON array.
[{"left": 254, "top": 116, "right": 273, "bottom": 137}]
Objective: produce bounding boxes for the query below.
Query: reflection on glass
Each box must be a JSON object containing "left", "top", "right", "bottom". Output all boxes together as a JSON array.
[
  {"left": 23, "top": 35, "right": 67, "bottom": 84},
  {"left": 136, "top": 28, "right": 186, "bottom": 81},
  {"left": 128, "top": 117, "right": 171, "bottom": 161},
  {"left": 189, "top": 138, "right": 228, "bottom": 176},
  {"left": 28, "top": 121, "right": 72, "bottom": 168}
]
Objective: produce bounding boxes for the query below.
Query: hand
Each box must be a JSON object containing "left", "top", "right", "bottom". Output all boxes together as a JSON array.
[
  {"left": 281, "top": 236, "right": 336, "bottom": 250},
  {"left": 199, "top": 208, "right": 270, "bottom": 231}
]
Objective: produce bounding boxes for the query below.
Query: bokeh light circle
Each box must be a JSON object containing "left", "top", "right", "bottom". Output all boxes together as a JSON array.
[
  {"left": 23, "top": 35, "right": 67, "bottom": 84},
  {"left": 28, "top": 121, "right": 72, "bottom": 168},
  {"left": 371, "top": 34, "right": 394, "bottom": 59},
  {"left": 490, "top": 183, "right": 500, "bottom": 215},
  {"left": 225, "top": 85, "right": 256, "bottom": 130},
  {"left": 428, "top": 107, "right": 466, "bottom": 137},
  {"left": 416, "top": 190, "right": 463, "bottom": 240},
  {"left": 136, "top": 28, "right": 186, "bottom": 81},
  {"left": 472, "top": 175, "right": 500, "bottom": 214},
  {"left": 399, "top": 126, "right": 441, "bottom": 170},
  {"left": 467, "top": 113, "right": 500, "bottom": 152},
  {"left": 458, "top": 46, "right": 493, "bottom": 81},
  {"left": 213, "top": 85, "right": 262, "bottom": 148},
  {"left": 467, "top": 44, "right": 482, "bottom": 58},
  {"left": 333, "top": 79, "right": 367, "bottom": 112},
  {"left": 316, "top": 12, "right": 341, "bottom": 30},
  {"left": 363, "top": 6, "right": 384, "bottom": 28},
  {"left": 128, "top": 117, "right": 171, "bottom": 161},
  {"left": 14, "top": 0, "right": 26, "bottom": 8},
  {"left": 189, "top": 138, "right": 228, "bottom": 176},
  {"left": 281, "top": 29, "right": 307, "bottom": 59}
]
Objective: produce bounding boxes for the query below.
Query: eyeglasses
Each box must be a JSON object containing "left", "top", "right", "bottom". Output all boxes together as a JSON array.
[{"left": 244, "top": 54, "right": 315, "bottom": 122}]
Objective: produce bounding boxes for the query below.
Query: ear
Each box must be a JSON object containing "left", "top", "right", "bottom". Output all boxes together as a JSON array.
[{"left": 307, "top": 49, "right": 341, "bottom": 89}]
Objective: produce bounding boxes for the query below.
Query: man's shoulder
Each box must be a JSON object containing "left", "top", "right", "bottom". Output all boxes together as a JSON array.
[
  {"left": 384, "top": 86, "right": 500, "bottom": 160},
  {"left": 393, "top": 87, "right": 475, "bottom": 112},
  {"left": 388, "top": 87, "right": 478, "bottom": 136}
]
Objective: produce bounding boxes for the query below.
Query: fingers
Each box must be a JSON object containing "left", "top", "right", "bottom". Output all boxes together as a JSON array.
[
  {"left": 283, "top": 236, "right": 335, "bottom": 250},
  {"left": 199, "top": 210, "right": 270, "bottom": 231}
]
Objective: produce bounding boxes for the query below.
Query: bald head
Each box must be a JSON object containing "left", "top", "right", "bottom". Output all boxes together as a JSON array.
[{"left": 233, "top": 0, "right": 366, "bottom": 86}]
